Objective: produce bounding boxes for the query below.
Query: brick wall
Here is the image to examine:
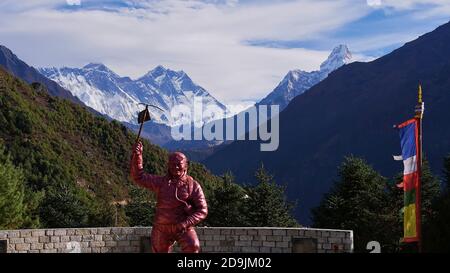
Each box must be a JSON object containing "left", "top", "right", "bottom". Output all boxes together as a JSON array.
[{"left": 0, "top": 227, "right": 353, "bottom": 253}]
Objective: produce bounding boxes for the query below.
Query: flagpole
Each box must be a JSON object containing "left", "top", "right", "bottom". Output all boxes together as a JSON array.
[{"left": 415, "top": 84, "right": 424, "bottom": 253}]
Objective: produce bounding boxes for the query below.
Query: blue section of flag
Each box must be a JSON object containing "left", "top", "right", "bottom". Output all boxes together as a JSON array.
[{"left": 399, "top": 122, "right": 416, "bottom": 159}]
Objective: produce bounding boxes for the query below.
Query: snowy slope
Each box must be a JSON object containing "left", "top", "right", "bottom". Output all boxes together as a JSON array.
[{"left": 39, "top": 64, "right": 228, "bottom": 127}]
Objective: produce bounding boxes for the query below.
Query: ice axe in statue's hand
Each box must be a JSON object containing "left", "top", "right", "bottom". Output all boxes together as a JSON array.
[{"left": 135, "top": 103, "right": 165, "bottom": 143}]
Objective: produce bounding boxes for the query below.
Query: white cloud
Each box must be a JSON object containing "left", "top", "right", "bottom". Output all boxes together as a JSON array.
[
  {"left": 66, "top": 0, "right": 81, "bottom": 6},
  {"left": 367, "top": 0, "right": 382, "bottom": 7},
  {"left": 3, "top": 0, "right": 444, "bottom": 103},
  {"left": 367, "top": 0, "right": 450, "bottom": 15}
]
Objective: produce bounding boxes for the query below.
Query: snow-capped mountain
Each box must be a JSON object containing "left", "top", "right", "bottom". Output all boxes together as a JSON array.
[
  {"left": 258, "top": 44, "right": 353, "bottom": 109},
  {"left": 39, "top": 64, "right": 227, "bottom": 127}
]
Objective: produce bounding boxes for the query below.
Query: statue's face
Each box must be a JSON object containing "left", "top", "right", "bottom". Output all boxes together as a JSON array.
[{"left": 168, "top": 152, "right": 188, "bottom": 178}]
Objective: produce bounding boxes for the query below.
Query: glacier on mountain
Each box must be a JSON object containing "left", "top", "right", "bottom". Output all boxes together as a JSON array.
[{"left": 39, "top": 64, "right": 228, "bottom": 127}]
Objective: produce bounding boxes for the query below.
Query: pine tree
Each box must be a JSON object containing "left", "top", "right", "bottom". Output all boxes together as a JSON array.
[
  {"left": 443, "top": 154, "right": 450, "bottom": 190},
  {"left": 312, "top": 156, "right": 392, "bottom": 252},
  {"left": 40, "top": 181, "right": 90, "bottom": 228},
  {"left": 245, "top": 165, "right": 298, "bottom": 227},
  {"left": 423, "top": 154, "right": 450, "bottom": 252},
  {"left": 125, "top": 186, "right": 155, "bottom": 226},
  {"left": 0, "top": 143, "right": 25, "bottom": 229},
  {"left": 419, "top": 157, "right": 441, "bottom": 226},
  {"left": 206, "top": 172, "right": 250, "bottom": 227}
]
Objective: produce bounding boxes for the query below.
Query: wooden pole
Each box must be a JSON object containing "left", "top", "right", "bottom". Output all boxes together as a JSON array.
[{"left": 415, "top": 84, "right": 424, "bottom": 253}]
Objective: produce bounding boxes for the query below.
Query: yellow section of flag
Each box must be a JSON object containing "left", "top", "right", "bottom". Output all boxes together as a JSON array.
[{"left": 404, "top": 203, "right": 417, "bottom": 238}]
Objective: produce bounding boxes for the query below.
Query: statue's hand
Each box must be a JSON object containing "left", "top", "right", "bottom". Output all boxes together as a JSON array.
[
  {"left": 132, "top": 140, "right": 143, "bottom": 155},
  {"left": 176, "top": 222, "right": 188, "bottom": 234}
]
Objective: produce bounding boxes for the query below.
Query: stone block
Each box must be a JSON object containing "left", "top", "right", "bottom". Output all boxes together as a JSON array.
[
  {"left": 205, "top": 240, "right": 220, "bottom": 247},
  {"left": 304, "top": 230, "right": 317, "bottom": 237},
  {"left": 220, "top": 229, "right": 232, "bottom": 235},
  {"left": 201, "top": 246, "right": 214, "bottom": 253},
  {"left": 96, "top": 228, "right": 111, "bottom": 235},
  {"left": 40, "top": 249, "right": 57, "bottom": 253},
  {"left": 90, "top": 241, "right": 105, "bottom": 248},
  {"left": 105, "top": 241, "right": 118, "bottom": 247},
  {"left": 239, "top": 235, "right": 252, "bottom": 241},
  {"left": 126, "top": 235, "right": 139, "bottom": 241},
  {"left": 15, "top": 243, "right": 31, "bottom": 251},
  {"left": 103, "top": 235, "right": 114, "bottom": 241},
  {"left": 20, "top": 230, "right": 32, "bottom": 237},
  {"left": 328, "top": 237, "right": 342, "bottom": 244},
  {"left": 286, "top": 229, "right": 300, "bottom": 236},
  {"left": 91, "top": 247, "right": 102, "bottom": 253},
  {"left": 44, "top": 243, "right": 54, "bottom": 249},
  {"left": 271, "top": 248, "right": 282, "bottom": 253},
  {"left": 266, "top": 235, "right": 282, "bottom": 242},
  {"left": 234, "top": 229, "right": 247, "bottom": 235},
  {"left": 53, "top": 242, "right": 67, "bottom": 249},
  {"left": 117, "top": 241, "right": 130, "bottom": 247},
  {"left": 241, "top": 246, "right": 259, "bottom": 252},
  {"left": 101, "top": 247, "right": 110, "bottom": 253},
  {"left": 273, "top": 230, "right": 287, "bottom": 236},
  {"left": 236, "top": 241, "right": 251, "bottom": 247},
  {"left": 10, "top": 237, "right": 25, "bottom": 244},
  {"left": 70, "top": 236, "right": 82, "bottom": 241},
  {"left": 203, "top": 229, "right": 216, "bottom": 235},
  {"left": 214, "top": 246, "right": 233, "bottom": 252},
  {"left": 122, "top": 228, "right": 134, "bottom": 235},
  {"left": 251, "top": 241, "right": 262, "bottom": 247},
  {"left": 252, "top": 235, "right": 266, "bottom": 241},
  {"left": 66, "top": 229, "right": 76, "bottom": 236},
  {"left": 258, "top": 229, "right": 272, "bottom": 236},
  {"left": 202, "top": 235, "right": 212, "bottom": 241},
  {"left": 247, "top": 229, "right": 258, "bottom": 236},
  {"left": 7, "top": 231, "right": 20, "bottom": 238},
  {"left": 276, "top": 241, "right": 289, "bottom": 248},
  {"left": 82, "top": 235, "right": 94, "bottom": 241},
  {"left": 259, "top": 247, "right": 270, "bottom": 253},
  {"left": 219, "top": 240, "right": 235, "bottom": 247},
  {"left": 30, "top": 243, "right": 44, "bottom": 250},
  {"left": 76, "top": 229, "right": 91, "bottom": 235},
  {"left": 60, "top": 236, "right": 71, "bottom": 243},
  {"left": 262, "top": 241, "right": 275, "bottom": 247},
  {"left": 32, "top": 230, "right": 46, "bottom": 237},
  {"left": 54, "top": 229, "right": 67, "bottom": 236},
  {"left": 225, "top": 235, "right": 238, "bottom": 241},
  {"left": 24, "top": 237, "right": 39, "bottom": 243},
  {"left": 213, "top": 235, "right": 225, "bottom": 241}
]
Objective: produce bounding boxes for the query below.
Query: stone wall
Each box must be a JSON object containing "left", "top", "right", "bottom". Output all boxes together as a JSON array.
[{"left": 0, "top": 227, "right": 353, "bottom": 253}]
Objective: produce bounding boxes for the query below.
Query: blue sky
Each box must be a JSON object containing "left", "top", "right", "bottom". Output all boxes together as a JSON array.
[{"left": 0, "top": 0, "right": 449, "bottom": 106}]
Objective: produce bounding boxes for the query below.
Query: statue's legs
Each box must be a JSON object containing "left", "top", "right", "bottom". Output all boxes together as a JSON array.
[
  {"left": 151, "top": 226, "right": 175, "bottom": 253},
  {"left": 178, "top": 228, "right": 200, "bottom": 253}
]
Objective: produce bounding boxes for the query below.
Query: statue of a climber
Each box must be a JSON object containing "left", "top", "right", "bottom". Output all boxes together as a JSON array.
[{"left": 130, "top": 141, "right": 208, "bottom": 253}]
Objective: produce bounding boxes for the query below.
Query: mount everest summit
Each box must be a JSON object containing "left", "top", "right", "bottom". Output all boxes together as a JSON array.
[{"left": 39, "top": 64, "right": 227, "bottom": 127}]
